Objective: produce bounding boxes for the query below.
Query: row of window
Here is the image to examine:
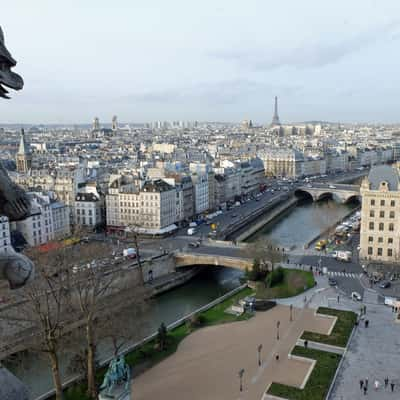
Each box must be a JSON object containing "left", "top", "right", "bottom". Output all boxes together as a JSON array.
[
  {"left": 77, "top": 209, "right": 94, "bottom": 216},
  {"left": 76, "top": 217, "right": 94, "bottom": 225},
  {"left": 367, "top": 247, "right": 393, "bottom": 257},
  {"left": 368, "top": 236, "right": 393, "bottom": 244},
  {"left": 369, "top": 210, "right": 395, "bottom": 218},
  {"left": 370, "top": 199, "right": 396, "bottom": 206},
  {"left": 369, "top": 222, "right": 395, "bottom": 231}
]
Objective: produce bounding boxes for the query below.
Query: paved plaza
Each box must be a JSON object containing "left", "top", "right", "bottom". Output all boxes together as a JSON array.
[
  {"left": 330, "top": 302, "right": 400, "bottom": 399},
  {"left": 133, "top": 304, "right": 334, "bottom": 400}
]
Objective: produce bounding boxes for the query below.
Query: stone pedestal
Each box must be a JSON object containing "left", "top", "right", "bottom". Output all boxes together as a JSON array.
[{"left": 99, "top": 383, "right": 130, "bottom": 400}]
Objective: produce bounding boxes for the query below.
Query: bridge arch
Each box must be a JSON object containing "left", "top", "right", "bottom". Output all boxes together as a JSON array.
[
  {"left": 174, "top": 253, "right": 253, "bottom": 271},
  {"left": 343, "top": 194, "right": 361, "bottom": 204},
  {"left": 294, "top": 189, "right": 314, "bottom": 201},
  {"left": 316, "top": 192, "right": 334, "bottom": 202}
]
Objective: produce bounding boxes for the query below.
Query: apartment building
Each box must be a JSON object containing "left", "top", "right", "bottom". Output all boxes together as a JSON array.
[
  {"left": 360, "top": 165, "right": 400, "bottom": 263},
  {"left": 0, "top": 216, "right": 12, "bottom": 254}
]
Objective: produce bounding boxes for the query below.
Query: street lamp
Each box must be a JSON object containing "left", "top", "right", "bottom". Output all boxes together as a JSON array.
[
  {"left": 257, "top": 344, "right": 263, "bottom": 366},
  {"left": 276, "top": 320, "right": 280, "bottom": 340},
  {"left": 290, "top": 304, "right": 293, "bottom": 322},
  {"left": 238, "top": 368, "right": 245, "bottom": 392}
]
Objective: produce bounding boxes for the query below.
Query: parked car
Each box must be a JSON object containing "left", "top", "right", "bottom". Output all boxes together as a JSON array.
[
  {"left": 379, "top": 281, "right": 391, "bottom": 289},
  {"left": 351, "top": 291, "right": 362, "bottom": 301},
  {"left": 188, "top": 241, "right": 200, "bottom": 248}
]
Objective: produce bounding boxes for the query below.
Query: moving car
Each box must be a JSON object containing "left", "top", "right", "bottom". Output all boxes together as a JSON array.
[
  {"left": 379, "top": 281, "right": 391, "bottom": 289},
  {"left": 328, "top": 278, "right": 337, "bottom": 286},
  {"left": 351, "top": 291, "right": 362, "bottom": 301},
  {"left": 189, "top": 241, "right": 200, "bottom": 248}
]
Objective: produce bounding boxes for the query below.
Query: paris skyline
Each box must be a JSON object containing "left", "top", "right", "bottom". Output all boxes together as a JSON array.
[{"left": 2, "top": 0, "right": 400, "bottom": 124}]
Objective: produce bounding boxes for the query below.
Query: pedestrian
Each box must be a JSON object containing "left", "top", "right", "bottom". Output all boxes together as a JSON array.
[
  {"left": 374, "top": 380, "right": 380, "bottom": 390},
  {"left": 359, "top": 379, "right": 364, "bottom": 390},
  {"left": 384, "top": 376, "right": 389, "bottom": 388},
  {"left": 390, "top": 381, "right": 395, "bottom": 392},
  {"left": 365, "top": 319, "right": 369, "bottom": 328},
  {"left": 275, "top": 353, "right": 279, "bottom": 361},
  {"left": 392, "top": 305, "right": 395, "bottom": 313},
  {"left": 304, "top": 340, "right": 308, "bottom": 349},
  {"left": 337, "top": 295, "right": 340, "bottom": 303},
  {"left": 365, "top": 378, "right": 368, "bottom": 389},
  {"left": 363, "top": 385, "right": 367, "bottom": 395}
]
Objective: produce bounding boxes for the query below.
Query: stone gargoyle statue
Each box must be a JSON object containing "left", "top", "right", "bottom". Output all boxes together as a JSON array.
[{"left": 0, "top": 26, "right": 34, "bottom": 289}]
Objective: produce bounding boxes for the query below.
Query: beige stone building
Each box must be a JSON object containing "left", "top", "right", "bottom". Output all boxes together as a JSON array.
[{"left": 360, "top": 165, "right": 400, "bottom": 263}]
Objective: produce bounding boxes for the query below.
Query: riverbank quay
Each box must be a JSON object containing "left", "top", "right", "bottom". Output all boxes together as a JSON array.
[
  {"left": 233, "top": 196, "right": 298, "bottom": 242},
  {"left": 303, "top": 205, "right": 361, "bottom": 250},
  {"left": 36, "top": 285, "right": 253, "bottom": 400}
]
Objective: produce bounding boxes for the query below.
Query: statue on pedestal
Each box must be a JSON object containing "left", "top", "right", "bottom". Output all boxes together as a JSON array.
[
  {"left": 0, "top": 25, "right": 34, "bottom": 289},
  {"left": 99, "top": 356, "right": 131, "bottom": 399}
]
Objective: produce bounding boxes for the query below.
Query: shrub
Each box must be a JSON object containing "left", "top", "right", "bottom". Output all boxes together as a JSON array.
[{"left": 266, "top": 267, "right": 284, "bottom": 288}]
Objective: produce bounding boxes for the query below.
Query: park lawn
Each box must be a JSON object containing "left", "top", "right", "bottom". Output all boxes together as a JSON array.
[
  {"left": 63, "top": 287, "right": 253, "bottom": 400},
  {"left": 301, "top": 307, "right": 356, "bottom": 347},
  {"left": 268, "top": 346, "right": 341, "bottom": 400},
  {"left": 255, "top": 268, "right": 315, "bottom": 299}
]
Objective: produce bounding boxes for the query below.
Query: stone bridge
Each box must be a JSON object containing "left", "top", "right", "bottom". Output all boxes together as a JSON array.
[
  {"left": 174, "top": 252, "right": 254, "bottom": 270},
  {"left": 295, "top": 183, "right": 360, "bottom": 204}
]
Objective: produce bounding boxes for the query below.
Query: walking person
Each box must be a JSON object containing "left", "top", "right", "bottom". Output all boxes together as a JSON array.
[
  {"left": 365, "top": 377, "right": 368, "bottom": 389},
  {"left": 374, "top": 379, "right": 380, "bottom": 391},
  {"left": 359, "top": 379, "right": 364, "bottom": 390},
  {"left": 363, "top": 385, "right": 367, "bottom": 395},
  {"left": 390, "top": 381, "right": 395, "bottom": 392},
  {"left": 384, "top": 376, "right": 389, "bottom": 389}
]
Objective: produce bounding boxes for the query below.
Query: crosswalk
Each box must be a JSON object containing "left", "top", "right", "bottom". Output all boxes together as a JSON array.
[{"left": 327, "top": 271, "right": 362, "bottom": 279}]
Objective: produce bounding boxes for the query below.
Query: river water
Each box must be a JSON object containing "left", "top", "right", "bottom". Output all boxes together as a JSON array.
[
  {"left": 8, "top": 198, "right": 356, "bottom": 398},
  {"left": 248, "top": 198, "right": 355, "bottom": 248}
]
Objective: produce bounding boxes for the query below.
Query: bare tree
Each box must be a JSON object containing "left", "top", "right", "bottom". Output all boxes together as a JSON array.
[
  {"left": 68, "top": 242, "right": 148, "bottom": 399},
  {"left": 0, "top": 248, "right": 75, "bottom": 400},
  {"left": 244, "top": 238, "right": 283, "bottom": 272}
]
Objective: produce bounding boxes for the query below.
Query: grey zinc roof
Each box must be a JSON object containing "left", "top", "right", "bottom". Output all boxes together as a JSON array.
[{"left": 368, "top": 165, "right": 399, "bottom": 191}]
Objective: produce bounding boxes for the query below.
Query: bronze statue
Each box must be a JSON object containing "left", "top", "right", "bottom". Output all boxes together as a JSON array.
[{"left": 0, "top": 26, "right": 34, "bottom": 289}]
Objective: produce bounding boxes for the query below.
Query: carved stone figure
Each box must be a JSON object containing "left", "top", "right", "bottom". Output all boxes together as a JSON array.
[{"left": 0, "top": 26, "right": 34, "bottom": 289}]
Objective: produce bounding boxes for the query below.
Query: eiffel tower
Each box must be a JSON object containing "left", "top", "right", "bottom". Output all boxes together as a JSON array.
[{"left": 271, "top": 96, "right": 281, "bottom": 126}]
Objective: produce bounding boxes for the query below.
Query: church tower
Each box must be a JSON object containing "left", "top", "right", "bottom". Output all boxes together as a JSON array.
[{"left": 16, "top": 128, "right": 32, "bottom": 173}]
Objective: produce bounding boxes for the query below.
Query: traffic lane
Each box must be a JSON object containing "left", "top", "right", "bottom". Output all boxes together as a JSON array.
[
  {"left": 334, "top": 276, "right": 365, "bottom": 297},
  {"left": 188, "top": 245, "right": 246, "bottom": 258},
  {"left": 298, "top": 255, "right": 362, "bottom": 273}
]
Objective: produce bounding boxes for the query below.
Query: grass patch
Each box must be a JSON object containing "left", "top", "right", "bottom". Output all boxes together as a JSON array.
[
  {"left": 268, "top": 346, "right": 341, "bottom": 400},
  {"left": 256, "top": 268, "right": 315, "bottom": 299},
  {"left": 301, "top": 307, "right": 356, "bottom": 348},
  {"left": 62, "top": 287, "right": 253, "bottom": 400}
]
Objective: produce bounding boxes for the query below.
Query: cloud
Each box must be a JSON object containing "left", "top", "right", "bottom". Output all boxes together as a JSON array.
[{"left": 210, "top": 20, "right": 400, "bottom": 71}]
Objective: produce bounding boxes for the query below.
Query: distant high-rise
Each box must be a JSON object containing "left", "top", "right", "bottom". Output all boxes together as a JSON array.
[
  {"left": 16, "top": 128, "right": 32, "bottom": 174},
  {"left": 92, "top": 117, "right": 100, "bottom": 131},
  {"left": 271, "top": 96, "right": 281, "bottom": 126},
  {"left": 112, "top": 115, "right": 118, "bottom": 131}
]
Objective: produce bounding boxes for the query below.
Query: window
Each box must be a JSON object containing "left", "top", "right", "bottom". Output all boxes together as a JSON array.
[
  {"left": 368, "top": 236, "right": 373, "bottom": 242},
  {"left": 391, "top": 200, "right": 395, "bottom": 207},
  {"left": 388, "top": 237, "right": 393, "bottom": 244},
  {"left": 370, "top": 199, "right": 375, "bottom": 206},
  {"left": 370, "top": 210, "right": 375, "bottom": 217},
  {"left": 369, "top": 222, "right": 374, "bottom": 230},
  {"left": 380, "top": 211, "right": 385, "bottom": 218},
  {"left": 378, "top": 237, "right": 383, "bottom": 243},
  {"left": 390, "top": 211, "right": 395, "bottom": 218},
  {"left": 381, "top": 200, "right": 385, "bottom": 206},
  {"left": 388, "top": 249, "right": 393, "bottom": 257},
  {"left": 389, "top": 223, "right": 394, "bottom": 231},
  {"left": 368, "top": 247, "right": 373, "bottom": 255},
  {"left": 377, "top": 248, "right": 383, "bottom": 256},
  {"left": 379, "top": 223, "right": 384, "bottom": 231}
]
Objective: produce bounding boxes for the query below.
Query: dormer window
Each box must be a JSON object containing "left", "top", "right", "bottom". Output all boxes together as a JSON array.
[{"left": 379, "top": 181, "right": 389, "bottom": 192}]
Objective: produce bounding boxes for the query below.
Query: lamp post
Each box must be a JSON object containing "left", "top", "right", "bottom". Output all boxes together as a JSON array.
[
  {"left": 290, "top": 304, "right": 293, "bottom": 322},
  {"left": 257, "top": 344, "right": 263, "bottom": 366},
  {"left": 238, "top": 368, "right": 245, "bottom": 392},
  {"left": 276, "top": 320, "right": 280, "bottom": 340}
]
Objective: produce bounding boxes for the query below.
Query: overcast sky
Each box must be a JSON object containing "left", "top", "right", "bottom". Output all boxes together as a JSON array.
[{"left": 2, "top": 0, "right": 400, "bottom": 124}]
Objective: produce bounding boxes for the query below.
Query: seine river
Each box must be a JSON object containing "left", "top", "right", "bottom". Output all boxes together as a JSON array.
[{"left": 8, "top": 198, "right": 356, "bottom": 398}]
